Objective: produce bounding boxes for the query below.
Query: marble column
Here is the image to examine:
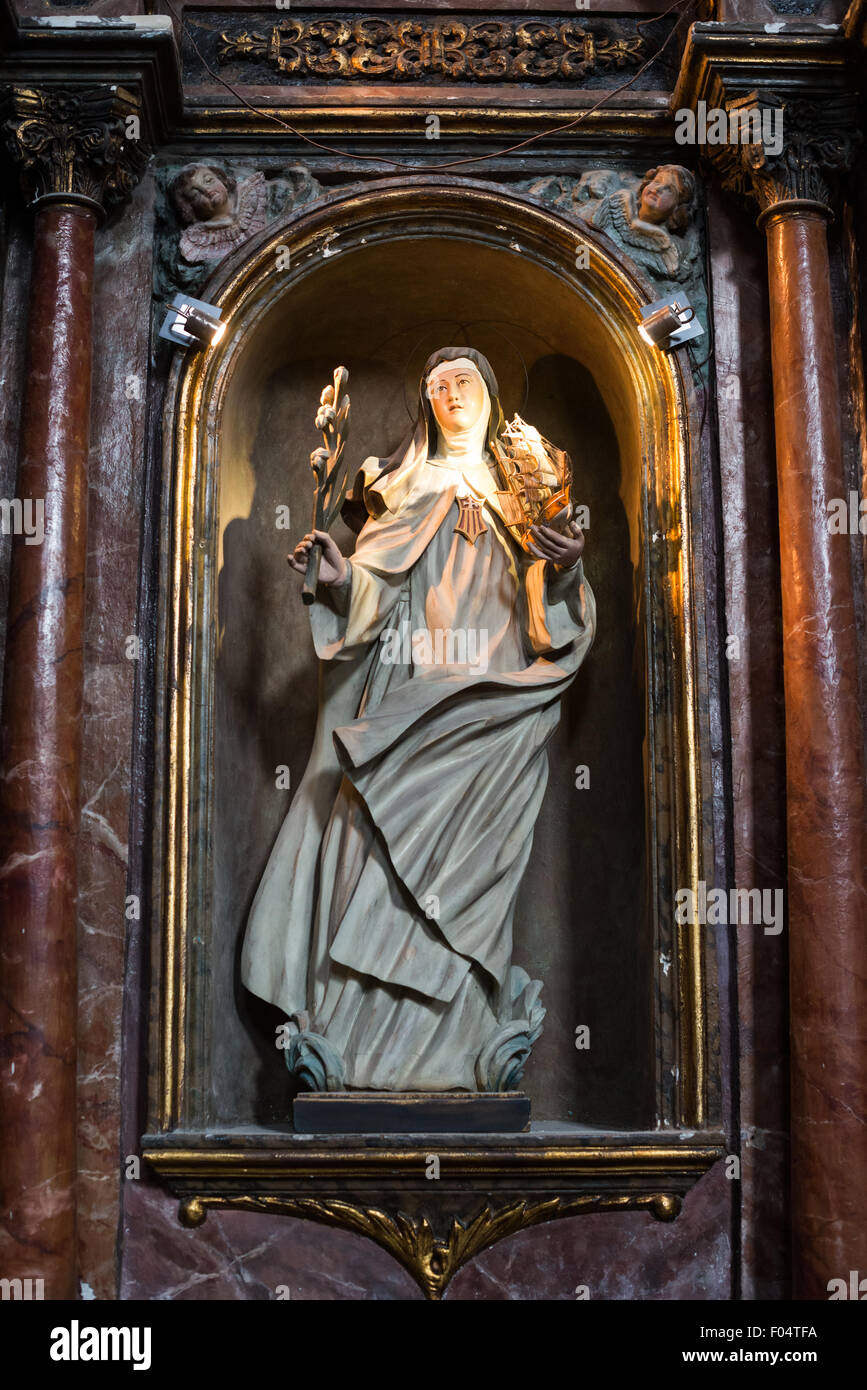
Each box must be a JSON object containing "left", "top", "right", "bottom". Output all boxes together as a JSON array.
[
  {"left": 0, "top": 86, "right": 147, "bottom": 1300},
  {"left": 714, "top": 93, "right": 867, "bottom": 1298}
]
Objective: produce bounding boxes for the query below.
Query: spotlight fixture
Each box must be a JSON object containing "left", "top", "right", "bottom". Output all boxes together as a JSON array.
[
  {"left": 638, "top": 295, "right": 704, "bottom": 350},
  {"left": 158, "top": 293, "right": 226, "bottom": 350}
]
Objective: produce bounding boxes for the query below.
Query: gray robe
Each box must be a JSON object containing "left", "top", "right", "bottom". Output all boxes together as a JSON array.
[{"left": 241, "top": 449, "right": 596, "bottom": 1090}]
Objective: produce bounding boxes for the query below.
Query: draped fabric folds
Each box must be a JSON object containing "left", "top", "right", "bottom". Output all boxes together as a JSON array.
[{"left": 241, "top": 350, "right": 596, "bottom": 1090}]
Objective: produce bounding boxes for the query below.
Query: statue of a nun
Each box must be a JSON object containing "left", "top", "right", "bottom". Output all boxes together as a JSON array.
[{"left": 241, "top": 348, "right": 596, "bottom": 1093}]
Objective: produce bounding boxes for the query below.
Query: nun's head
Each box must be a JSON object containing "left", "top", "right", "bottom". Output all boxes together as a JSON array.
[
  {"left": 419, "top": 347, "right": 505, "bottom": 456},
  {"left": 425, "top": 357, "right": 488, "bottom": 439}
]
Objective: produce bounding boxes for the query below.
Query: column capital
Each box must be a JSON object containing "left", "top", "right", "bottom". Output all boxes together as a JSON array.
[
  {"left": 1, "top": 83, "right": 151, "bottom": 219},
  {"left": 673, "top": 22, "right": 862, "bottom": 223},
  {"left": 708, "top": 90, "right": 860, "bottom": 222}
]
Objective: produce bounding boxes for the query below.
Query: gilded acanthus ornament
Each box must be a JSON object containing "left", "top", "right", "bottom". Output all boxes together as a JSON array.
[
  {"left": 1, "top": 85, "right": 150, "bottom": 214},
  {"left": 217, "top": 16, "right": 647, "bottom": 84},
  {"left": 178, "top": 1192, "right": 683, "bottom": 1299}
]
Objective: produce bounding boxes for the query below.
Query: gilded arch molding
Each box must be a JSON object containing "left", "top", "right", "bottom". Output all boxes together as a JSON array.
[{"left": 144, "top": 176, "right": 723, "bottom": 1295}]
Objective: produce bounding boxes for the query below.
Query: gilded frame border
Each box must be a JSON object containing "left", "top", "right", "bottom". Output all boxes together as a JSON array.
[{"left": 143, "top": 177, "right": 724, "bottom": 1291}]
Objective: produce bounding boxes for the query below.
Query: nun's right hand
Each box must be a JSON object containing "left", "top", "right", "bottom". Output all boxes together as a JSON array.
[{"left": 288, "top": 530, "right": 348, "bottom": 586}]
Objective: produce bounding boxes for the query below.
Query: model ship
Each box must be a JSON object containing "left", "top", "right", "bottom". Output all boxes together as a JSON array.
[{"left": 492, "top": 414, "right": 573, "bottom": 552}]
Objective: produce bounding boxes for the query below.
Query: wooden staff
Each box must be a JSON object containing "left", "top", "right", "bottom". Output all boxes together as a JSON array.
[{"left": 301, "top": 365, "right": 351, "bottom": 605}]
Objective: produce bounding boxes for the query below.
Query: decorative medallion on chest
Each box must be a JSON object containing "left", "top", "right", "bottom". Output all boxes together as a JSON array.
[{"left": 454, "top": 495, "right": 488, "bottom": 544}]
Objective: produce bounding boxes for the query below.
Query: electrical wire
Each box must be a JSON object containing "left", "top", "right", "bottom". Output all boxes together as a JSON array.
[{"left": 685, "top": 204, "right": 716, "bottom": 444}]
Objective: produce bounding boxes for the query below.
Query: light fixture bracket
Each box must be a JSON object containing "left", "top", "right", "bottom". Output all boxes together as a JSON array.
[
  {"left": 639, "top": 294, "right": 704, "bottom": 350},
  {"left": 159, "top": 293, "right": 225, "bottom": 350}
]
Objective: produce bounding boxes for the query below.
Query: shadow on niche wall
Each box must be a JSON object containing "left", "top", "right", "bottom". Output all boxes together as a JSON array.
[
  {"left": 213, "top": 351, "right": 650, "bottom": 1131},
  {"left": 516, "top": 354, "right": 650, "bottom": 1127}
]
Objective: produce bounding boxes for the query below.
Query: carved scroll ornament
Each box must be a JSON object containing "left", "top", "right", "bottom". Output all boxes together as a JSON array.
[{"left": 218, "top": 17, "right": 647, "bottom": 84}]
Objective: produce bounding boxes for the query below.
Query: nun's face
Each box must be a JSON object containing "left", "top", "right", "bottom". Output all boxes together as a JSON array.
[{"left": 427, "top": 365, "right": 487, "bottom": 436}]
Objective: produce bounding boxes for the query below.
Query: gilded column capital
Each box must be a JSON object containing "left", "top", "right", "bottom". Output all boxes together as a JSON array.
[
  {"left": 1, "top": 84, "right": 150, "bottom": 219},
  {"left": 706, "top": 90, "right": 859, "bottom": 222}
]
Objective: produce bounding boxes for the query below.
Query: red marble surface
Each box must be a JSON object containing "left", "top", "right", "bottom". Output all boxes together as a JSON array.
[
  {"left": 764, "top": 208, "right": 867, "bottom": 1299},
  {"left": 0, "top": 202, "right": 96, "bottom": 1302},
  {"left": 119, "top": 1167, "right": 731, "bottom": 1300}
]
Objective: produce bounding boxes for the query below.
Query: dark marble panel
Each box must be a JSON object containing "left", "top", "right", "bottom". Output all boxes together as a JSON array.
[
  {"left": 449, "top": 1164, "right": 732, "bottom": 1299},
  {"left": 121, "top": 1177, "right": 421, "bottom": 1300},
  {"left": 76, "top": 177, "right": 156, "bottom": 1300},
  {"left": 716, "top": 1, "right": 846, "bottom": 17},
  {"left": 705, "top": 185, "right": 788, "bottom": 1300},
  {"left": 12, "top": 2, "right": 145, "bottom": 15}
]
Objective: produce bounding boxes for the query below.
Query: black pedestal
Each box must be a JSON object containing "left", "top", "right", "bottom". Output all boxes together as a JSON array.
[{"left": 293, "top": 1090, "right": 530, "bottom": 1133}]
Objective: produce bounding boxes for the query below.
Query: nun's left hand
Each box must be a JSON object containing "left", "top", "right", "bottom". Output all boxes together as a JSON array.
[{"left": 528, "top": 520, "right": 585, "bottom": 571}]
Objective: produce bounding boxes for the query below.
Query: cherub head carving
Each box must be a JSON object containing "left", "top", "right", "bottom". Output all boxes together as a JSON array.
[
  {"left": 636, "top": 165, "right": 696, "bottom": 234},
  {"left": 169, "top": 164, "right": 238, "bottom": 226}
]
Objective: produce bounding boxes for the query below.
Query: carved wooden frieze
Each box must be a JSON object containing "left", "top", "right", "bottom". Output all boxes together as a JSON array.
[{"left": 189, "top": 12, "right": 670, "bottom": 89}]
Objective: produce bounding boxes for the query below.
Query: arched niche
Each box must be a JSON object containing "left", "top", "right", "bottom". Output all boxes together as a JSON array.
[{"left": 148, "top": 177, "right": 718, "bottom": 1161}]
